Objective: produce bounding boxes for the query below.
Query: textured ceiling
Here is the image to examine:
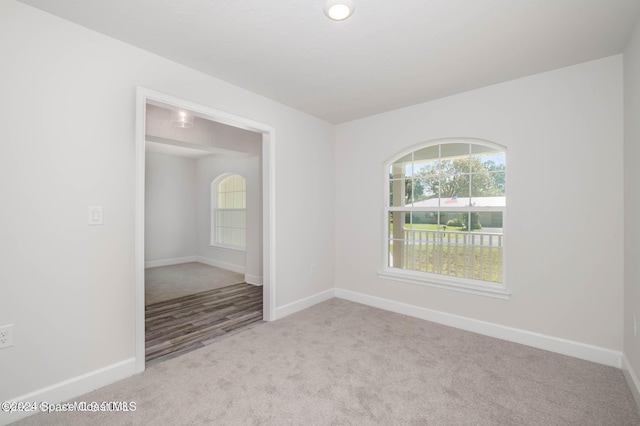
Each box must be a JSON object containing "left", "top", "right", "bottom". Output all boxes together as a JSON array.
[{"left": 19, "top": 0, "right": 640, "bottom": 123}]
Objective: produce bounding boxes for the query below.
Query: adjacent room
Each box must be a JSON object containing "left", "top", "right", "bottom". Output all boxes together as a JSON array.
[
  {"left": 2, "top": 0, "right": 640, "bottom": 424},
  {"left": 143, "top": 102, "right": 264, "bottom": 363}
]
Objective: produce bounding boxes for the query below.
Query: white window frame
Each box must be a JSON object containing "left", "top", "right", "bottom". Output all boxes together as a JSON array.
[
  {"left": 379, "top": 138, "right": 510, "bottom": 299},
  {"left": 211, "top": 173, "right": 246, "bottom": 251}
]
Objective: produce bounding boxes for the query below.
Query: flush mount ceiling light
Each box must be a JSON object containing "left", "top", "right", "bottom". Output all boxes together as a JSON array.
[
  {"left": 171, "top": 109, "right": 194, "bottom": 128},
  {"left": 324, "top": 0, "right": 355, "bottom": 21}
]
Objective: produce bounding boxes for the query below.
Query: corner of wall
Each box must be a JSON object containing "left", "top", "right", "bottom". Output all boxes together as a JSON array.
[{"left": 623, "top": 354, "right": 640, "bottom": 411}]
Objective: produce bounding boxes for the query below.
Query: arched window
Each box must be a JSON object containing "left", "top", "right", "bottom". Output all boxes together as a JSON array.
[
  {"left": 211, "top": 174, "right": 246, "bottom": 250},
  {"left": 382, "top": 139, "right": 509, "bottom": 298}
]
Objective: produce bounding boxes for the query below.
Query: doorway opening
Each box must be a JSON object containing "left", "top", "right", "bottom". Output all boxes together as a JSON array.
[{"left": 134, "top": 88, "right": 276, "bottom": 372}]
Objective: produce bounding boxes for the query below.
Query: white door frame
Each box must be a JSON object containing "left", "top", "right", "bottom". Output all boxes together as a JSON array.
[{"left": 134, "top": 87, "right": 276, "bottom": 373}]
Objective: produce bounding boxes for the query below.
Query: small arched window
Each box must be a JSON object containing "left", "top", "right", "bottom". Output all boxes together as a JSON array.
[
  {"left": 211, "top": 174, "right": 246, "bottom": 250},
  {"left": 382, "top": 139, "right": 509, "bottom": 298}
]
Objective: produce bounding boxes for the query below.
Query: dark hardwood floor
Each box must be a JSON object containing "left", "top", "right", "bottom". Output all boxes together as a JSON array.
[{"left": 145, "top": 282, "right": 263, "bottom": 364}]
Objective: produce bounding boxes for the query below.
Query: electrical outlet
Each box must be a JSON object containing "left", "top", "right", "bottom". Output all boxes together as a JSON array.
[{"left": 0, "top": 324, "right": 14, "bottom": 349}]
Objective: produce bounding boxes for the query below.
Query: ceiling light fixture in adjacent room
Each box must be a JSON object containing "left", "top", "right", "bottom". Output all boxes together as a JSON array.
[
  {"left": 324, "top": 0, "right": 355, "bottom": 21},
  {"left": 171, "top": 110, "right": 194, "bottom": 128}
]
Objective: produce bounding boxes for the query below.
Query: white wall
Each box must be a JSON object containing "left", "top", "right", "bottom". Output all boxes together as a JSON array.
[
  {"left": 335, "top": 56, "right": 624, "bottom": 351},
  {"left": 244, "top": 155, "right": 263, "bottom": 284},
  {"left": 624, "top": 18, "right": 640, "bottom": 402},
  {"left": 145, "top": 148, "right": 261, "bottom": 278},
  {"left": 145, "top": 151, "right": 197, "bottom": 263},
  {"left": 0, "top": 0, "right": 334, "bottom": 403},
  {"left": 195, "top": 154, "right": 262, "bottom": 282}
]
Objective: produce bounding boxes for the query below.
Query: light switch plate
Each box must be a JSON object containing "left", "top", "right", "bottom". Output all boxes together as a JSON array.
[{"left": 88, "top": 206, "right": 103, "bottom": 225}]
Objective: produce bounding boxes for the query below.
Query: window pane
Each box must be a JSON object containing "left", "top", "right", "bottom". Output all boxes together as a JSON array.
[
  {"left": 389, "top": 211, "right": 408, "bottom": 241},
  {"left": 388, "top": 239, "right": 394, "bottom": 267},
  {"left": 389, "top": 239, "right": 408, "bottom": 269},
  {"left": 442, "top": 194, "right": 470, "bottom": 208},
  {"left": 388, "top": 179, "right": 397, "bottom": 206},
  {"left": 441, "top": 143, "right": 469, "bottom": 159},
  {"left": 490, "top": 171, "right": 505, "bottom": 194},
  {"left": 390, "top": 154, "right": 412, "bottom": 179},
  {"left": 413, "top": 145, "right": 439, "bottom": 178},
  {"left": 233, "top": 192, "right": 244, "bottom": 208},
  {"left": 466, "top": 215, "right": 503, "bottom": 282},
  {"left": 466, "top": 211, "right": 483, "bottom": 231},
  {"left": 411, "top": 175, "right": 438, "bottom": 207},
  {"left": 471, "top": 144, "right": 501, "bottom": 156},
  {"left": 389, "top": 179, "right": 411, "bottom": 207},
  {"left": 471, "top": 172, "right": 505, "bottom": 205},
  {"left": 405, "top": 178, "right": 421, "bottom": 207},
  {"left": 413, "top": 145, "right": 439, "bottom": 162},
  {"left": 232, "top": 229, "right": 242, "bottom": 246},
  {"left": 441, "top": 157, "right": 471, "bottom": 176},
  {"left": 220, "top": 177, "right": 230, "bottom": 192},
  {"left": 225, "top": 193, "right": 234, "bottom": 208},
  {"left": 471, "top": 195, "right": 506, "bottom": 207},
  {"left": 231, "top": 211, "right": 242, "bottom": 228},
  {"left": 413, "top": 158, "right": 439, "bottom": 180},
  {"left": 439, "top": 174, "right": 470, "bottom": 207},
  {"left": 473, "top": 152, "right": 505, "bottom": 170},
  {"left": 410, "top": 211, "right": 437, "bottom": 230},
  {"left": 476, "top": 211, "right": 503, "bottom": 231},
  {"left": 392, "top": 212, "right": 438, "bottom": 272},
  {"left": 223, "top": 228, "right": 232, "bottom": 244},
  {"left": 470, "top": 172, "right": 494, "bottom": 197},
  {"left": 439, "top": 211, "right": 468, "bottom": 230},
  {"left": 386, "top": 142, "right": 505, "bottom": 285},
  {"left": 233, "top": 175, "right": 244, "bottom": 191}
]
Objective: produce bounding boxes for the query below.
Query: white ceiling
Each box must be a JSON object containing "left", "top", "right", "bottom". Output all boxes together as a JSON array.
[
  {"left": 19, "top": 0, "right": 640, "bottom": 124},
  {"left": 145, "top": 103, "right": 262, "bottom": 158}
]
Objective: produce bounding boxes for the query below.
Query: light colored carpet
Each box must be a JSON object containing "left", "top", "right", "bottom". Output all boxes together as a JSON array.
[
  {"left": 14, "top": 299, "right": 640, "bottom": 425},
  {"left": 145, "top": 262, "right": 245, "bottom": 305}
]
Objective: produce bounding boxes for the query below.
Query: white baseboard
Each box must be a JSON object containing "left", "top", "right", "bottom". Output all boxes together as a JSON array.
[
  {"left": 196, "top": 256, "right": 245, "bottom": 274},
  {"left": 245, "top": 274, "right": 263, "bottom": 285},
  {"left": 144, "top": 256, "right": 197, "bottom": 269},
  {"left": 145, "top": 256, "right": 247, "bottom": 275},
  {"left": 334, "top": 288, "right": 622, "bottom": 368},
  {"left": 0, "top": 358, "right": 136, "bottom": 426},
  {"left": 275, "top": 288, "right": 336, "bottom": 320},
  {"left": 623, "top": 354, "right": 640, "bottom": 411}
]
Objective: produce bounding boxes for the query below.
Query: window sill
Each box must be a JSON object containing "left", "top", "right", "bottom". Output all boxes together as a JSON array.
[{"left": 378, "top": 268, "right": 511, "bottom": 300}]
